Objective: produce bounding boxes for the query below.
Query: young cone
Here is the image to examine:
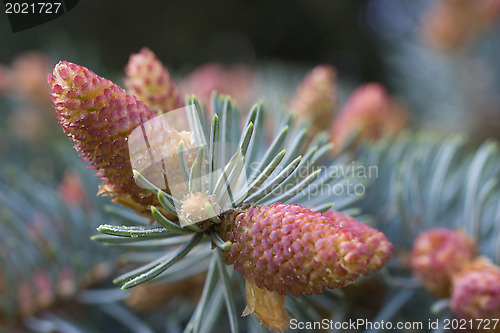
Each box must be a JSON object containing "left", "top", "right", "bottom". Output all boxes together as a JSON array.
[
  {"left": 289, "top": 65, "right": 337, "bottom": 136},
  {"left": 421, "top": 0, "right": 500, "bottom": 51},
  {"left": 217, "top": 203, "right": 392, "bottom": 297},
  {"left": 124, "top": 47, "right": 184, "bottom": 114},
  {"left": 180, "top": 63, "right": 256, "bottom": 109},
  {"left": 410, "top": 228, "right": 476, "bottom": 297},
  {"left": 330, "top": 83, "right": 407, "bottom": 153},
  {"left": 323, "top": 210, "right": 393, "bottom": 272},
  {"left": 48, "top": 61, "right": 183, "bottom": 216},
  {"left": 450, "top": 257, "right": 500, "bottom": 332}
]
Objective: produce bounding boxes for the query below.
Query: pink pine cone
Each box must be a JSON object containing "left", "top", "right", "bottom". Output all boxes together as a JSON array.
[
  {"left": 421, "top": 0, "right": 500, "bottom": 51},
  {"left": 289, "top": 65, "right": 337, "bottom": 135},
  {"left": 323, "top": 210, "right": 393, "bottom": 271},
  {"left": 410, "top": 228, "right": 476, "bottom": 297},
  {"left": 124, "top": 47, "right": 184, "bottom": 114},
  {"left": 218, "top": 203, "right": 392, "bottom": 296},
  {"left": 48, "top": 61, "right": 162, "bottom": 214},
  {"left": 450, "top": 257, "right": 500, "bottom": 332},
  {"left": 180, "top": 63, "right": 256, "bottom": 109},
  {"left": 330, "top": 83, "right": 407, "bottom": 153}
]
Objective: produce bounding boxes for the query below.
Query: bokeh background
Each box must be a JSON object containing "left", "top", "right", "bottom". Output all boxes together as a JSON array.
[
  {"left": 1, "top": 1, "right": 382, "bottom": 79},
  {"left": 2, "top": 0, "right": 500, "bottom": 143},
  {"left": 1, "top": 0, "right": 500, "bottom": 331}
]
